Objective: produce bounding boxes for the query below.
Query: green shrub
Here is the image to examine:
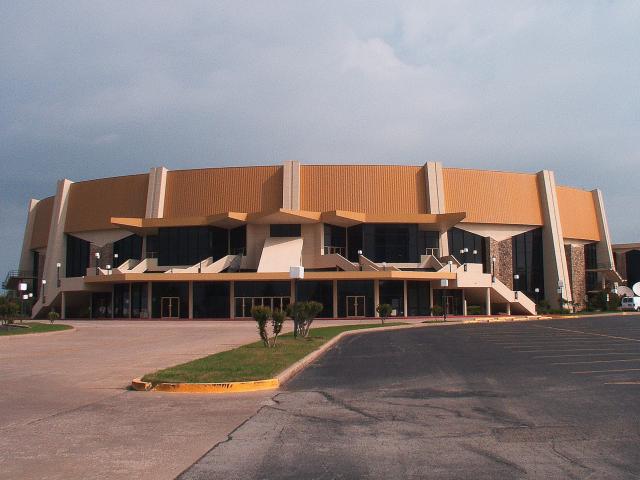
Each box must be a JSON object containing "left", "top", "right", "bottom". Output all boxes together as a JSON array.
[
  {"left": 271, "top": 309, "right": 286, "bottom": 347},
  {"left": 287, "top": 301, "right": 323, "bottom": 338},
  {"left": 431, "top": 305, "right": 443, "bottom": 317},
  {"left": 48, "top": 310, "right": 60, "bottom": 324},
  {"left": 376, "top": 303, "right": 392, "bottom": 324},
  {"left": 466, "top": 305, "right": 483, "bottom": 315},
  {"left": 251, "top": 305, "right": 272, "bottom": 347}
]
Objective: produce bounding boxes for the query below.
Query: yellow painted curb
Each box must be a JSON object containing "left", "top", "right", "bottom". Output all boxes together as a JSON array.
[{"left": 131, "top": 377, "right": 279, "bottom": 393}]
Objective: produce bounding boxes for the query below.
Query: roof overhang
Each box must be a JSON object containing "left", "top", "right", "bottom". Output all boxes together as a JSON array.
[
  {"left": 321, "top": 210, "right": 466, "bottom": 231},
  {"left": 111, "top": 212, "right": 248, "bottom": 233},
  {"left": 247, "top": 209, "right": 322, "bottom": 224}
]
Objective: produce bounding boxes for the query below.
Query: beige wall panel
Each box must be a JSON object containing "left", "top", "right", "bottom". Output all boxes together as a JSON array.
[
  {"left": 301, "top": 223, "right": 323, "bottom": 265},
  {"left": 556, "top": 186, "right": 601, "bottom": 242},
  {"left": 300, "top": 165, "right": 427, "bottom": 214},
  {"left": 443, "top": 168, "right": 544, "bottom": 225},
  {"left": 164, "top": 166, "right": 282, "bottom": 218},
  {"left": 244, "top": 223, "right": 269, "bottom": 270},
  {"left": 30, "top": 196, "right": 55, "bottom": 249},
  {"left": 65, "top": 175, "right": 148, "bottom": 233}
]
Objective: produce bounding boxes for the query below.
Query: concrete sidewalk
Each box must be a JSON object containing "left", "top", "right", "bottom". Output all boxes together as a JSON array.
[{"left": 0, "top": 318, "right": 390, "bottom": 480}]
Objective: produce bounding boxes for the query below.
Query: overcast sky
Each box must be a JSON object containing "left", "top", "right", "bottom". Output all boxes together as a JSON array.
[{"left": 1, "top": 1, "right": 639, "bottom": 278}]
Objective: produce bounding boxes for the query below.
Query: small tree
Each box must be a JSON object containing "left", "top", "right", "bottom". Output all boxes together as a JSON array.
[
  {"left": 271, "top": 309, "right": 286, "bottom": 347},
  {"left": 48, "top": 310, "right": 60, "bottom": 324},
  {"left": 287, "top": 301, "right": 323, "bottom": 338},
  {"left": 376, "top": 303, "right": 392, "bottom": 325},
  {"left": 251, "top": 305, "right": 272, "bottom": 347}
]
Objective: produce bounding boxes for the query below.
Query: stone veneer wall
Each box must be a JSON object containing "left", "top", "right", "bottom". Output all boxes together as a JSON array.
[
  {"left": 565, "top": 244, "right": 586, "bottom": 310},
  {"left": 489, "top": 238, "right": 513, "bottom": 289},
  {"left": 89, "top": 243, "right": 115, "bottom": 271}
]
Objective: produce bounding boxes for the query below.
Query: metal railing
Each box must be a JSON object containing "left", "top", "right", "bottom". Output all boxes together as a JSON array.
[
  {"left": 234, "top": 296, "right": 292, "bottom": 318},
  {"left": 323, "top": 246, "right": 345, "bottom": 256}
]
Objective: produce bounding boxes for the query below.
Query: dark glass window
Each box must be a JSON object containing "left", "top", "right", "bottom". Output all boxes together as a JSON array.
[
  {"left": 230, "top": 225, "right": 247, "bottom": 255},
  {"left": 512, "top": 228, "right": 544, "bottom": 298},
  {"left": 433, "top": 289, "right": 464, "bottom": 315},
  {"left": 146, "top": 235, "right": 159, "bottom": 258},
  {"left": 584, "top": 243, "right": 598, "bottom": 292},
  {"left": 91, "top": 292, "right": 112, "bottom": 318},
  {"left": 337, "top": 280, "right": 374, "bottom": 317},
  {"left": 270, "top": 224, "right": 301, "bottom": 237},
  {"left": 235, "top": 281, "right": 291, "bottom": 297},
  {"left": 347, "top": 224, "right": 363, "bottom": 261},
  {"left": 66, "top": 234, "right": 90, "bottom": 278},
  {"left": 447, "top": 228, "right": 486, "bottom": 268},
  {"left": 151, "top": 282, "right": 189, "bottom": 318},
  {"left": 114, "top": 234, "right": 142, "bottom": 264},
  {"left": 379, "top": 281, "right": 404, "bottom": 316},
  {"left": 193, "top": 282, "right": 230, "bottom": 318},
  {"left": 113, "top": 284, "right": 130, "bottom": 318},
  {"left": 626, "top": 250, "right": 640, "bottom": 289},
  {"left": 407, "top": 281, "right": 430, "bottom": 316},
  {"left": 130, "top": 283, "right": 148, "bottom": 318},
  {"left": 324, "top": 224, "right": 347, "bottom": 255},
  {"left": 296, "top": 281, "right": 333, "bottom": 317},
  {"left": 157, "top": 227, "right": 227, "bottom": 266}
]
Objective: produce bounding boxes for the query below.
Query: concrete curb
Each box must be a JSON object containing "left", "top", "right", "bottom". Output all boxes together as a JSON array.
[
  {"left": 0, "top": 324, "right": 75, "bottom": 340},
  {"left": 131, "top": 377, "right": 279, "bottom": 393}
]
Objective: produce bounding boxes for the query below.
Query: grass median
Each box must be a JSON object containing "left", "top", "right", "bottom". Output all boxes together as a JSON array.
[
  {"left": 142, "top": 322, "right": 406, "bottom": 385},
  {"left": 0, "top": 322, "right": 72, "bottom": 336}
]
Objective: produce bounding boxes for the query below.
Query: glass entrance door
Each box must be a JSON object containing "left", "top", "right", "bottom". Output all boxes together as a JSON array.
[
  {"left": 443, "top": 295, "right": 461, "bottom": 316},
  {"left": 161, "top": 297, "right": 180, "bottom": 318},
  {"left": 346, "top": 295, "right": 366, "bottom": 317}
]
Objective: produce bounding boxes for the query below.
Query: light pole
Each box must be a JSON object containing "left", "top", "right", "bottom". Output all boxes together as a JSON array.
[
  {"left": 513, "top": 274, "right": 520, "bottom": 299},
  {"left": 534, "top": 287, "right": 540, "bottom": 304},
  {"left": 56, "top": 262, "right": 61, "bottom": 287},
  {"left": 95, "top": 252, "right": 100, "bottom": 275},
  {"left": 473, "top": 249, "right": 478, "bottom": 263},
  {"left": 557, "top": 280, "right": 564, "bottom": 310},
  {"left": 42, "top": 279, "right": 47, "bottom": 304},
  {"left": 491, "top": 256, "right": 496, "bottom": 283},
  {"left": 106, "top": 264, "right": 112, "bottom": 275},
  {"left": 113, "top": 253, "right": 119, "bottom": 268}
]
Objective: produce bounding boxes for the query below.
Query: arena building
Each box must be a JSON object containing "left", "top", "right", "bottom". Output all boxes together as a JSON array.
[{"left": 5, "top": 162, "right": 621, "bottom": 319}]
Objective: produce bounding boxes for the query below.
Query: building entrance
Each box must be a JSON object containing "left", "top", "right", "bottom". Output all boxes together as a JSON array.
[
  {"left": 235, "top": 296, "right": 291, "bottom": 318},
  {"left": 346, "top": 295, "right": 366, "bottom": 317},
  {"left": 161, "top": 297, "right": 180, "bottom": 318}
]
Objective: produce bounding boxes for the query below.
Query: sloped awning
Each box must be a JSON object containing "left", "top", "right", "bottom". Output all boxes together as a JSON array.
[
  {"left": 246, "top": 209, "right": 322, "bottom": 224},
  {"left": 111, "top": 212, "right": 248, "bottom": 233},
  {"left": 321, "top": 210, "right": 466, "bottom": 231}
]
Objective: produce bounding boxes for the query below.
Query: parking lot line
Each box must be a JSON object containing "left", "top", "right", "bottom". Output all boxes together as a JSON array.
[
  {"left": 552, "top": 358, "right": 640, "bottom": 365},
  {"left": 572, "top": 368, "right": 640, "bottom": 374},
  {"left": 533, "top": 352, "right": 640, "bottom": 359},
  {"left": 531, "top": 325, "right": 640, "bottom": 343},
  {"left": 604, "top": 381, "right": 640, "bottom": 385},
  {"left": 512, "top": 348, "right": 631, "bottom": 353}
]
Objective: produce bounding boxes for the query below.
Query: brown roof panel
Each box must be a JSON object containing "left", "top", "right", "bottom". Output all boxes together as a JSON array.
[
  {"left": 65, "top": 174, "right": 149, "bottom": 233},
  {"left": 557, "top": 186, "right": 600, "bottom": 241},
  {"left": 300, "top": 165, "right": 427, "bottom": 214},
  {"left": 30, "top": 196, "right": 55, "bottom": 249},
  {"left": 443, "top": 168, "right": 543, "bottom": 225},
  {"left": 163, "top": 166, "right": 282, "bottom": 218}
]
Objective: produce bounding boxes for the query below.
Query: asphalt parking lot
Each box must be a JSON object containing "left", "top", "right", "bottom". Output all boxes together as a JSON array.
[{"left": 181, "top": 315, "right": 640, "bottom": 479}]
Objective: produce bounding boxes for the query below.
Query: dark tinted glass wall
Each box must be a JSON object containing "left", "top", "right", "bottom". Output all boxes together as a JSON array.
[
  {"left": 230, "top": 225, "right": 247, "bottom": 255},
  {"left": 345, "top": 224, "right": 439, "bottom": 263},
  {"left": 512, "top": 228, "right": 544, "bottom": 297},
  {"left": 131, "top": 283, "right": 148, "bottom": 318},
  {"left": 407, "top": 281, "right": 430, "bottom": 316},
  {"left": 114, "top": 234, "right": 142, "bottom": 263},
  {"left": 379, "top": 281, "right": 404, "bottom": 316},
  {"left": 448, "top": 228, "right": 486, "bottom": 268},
  {"left": 32, "top": 251, "right": 40, "bottom": 297},
  {"left": 113, "top": 284, "right": 129, "bottom": 318},
  {"left": 66, "top": 234, "right": 90, "bottom": 277},
  {"left": 157, "top": 227, "right": 227, "bottom": 266},
  {"left": 296, "top": 281, "right": 333, "bottom": 317},
  {"left": 194, "top": 282, "right": 230, "bottom": 318},
  {"left": 270, "top": 224, "right": 302, "bottom": 237},
  {"left": 626, "top": 250, "right": 640, "bottom": 289},
  {"left": 151, "top": 282, "right": 189, "bottom": 318},
  {"left": 324, "top": 225, "right": 346, "bottom": 253},
  {"left": 585, "top": 243, "right": 598, "bottom": 292},
  {"left": 235, "top": 281, "right": 291, "bottom": 297},
  {"left": 337, "top": 280, "right": 374, "bottom": 317}
]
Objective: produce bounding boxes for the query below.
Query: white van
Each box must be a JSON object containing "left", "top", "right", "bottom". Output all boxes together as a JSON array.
[{"left": 621, "top": 297, "right": 640, "bottom": 312}]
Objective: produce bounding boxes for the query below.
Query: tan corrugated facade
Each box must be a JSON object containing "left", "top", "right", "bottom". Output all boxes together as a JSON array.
[
  {"left": 30, "top": 196, "right": 55, "bottom": 249},
  {"left": 64, "top": 174, "right": 149, "bottom": 233},
  {"left": 163, "top": 166, "right": 283, "bottom": 218},
  {"left": 556, "top": 186, "right": 600, "bottom": 241},
  {"left": 443, "top": 168, "right": 544, "bottom": 225},
  {"left": 300, "top": 165, "right": 427, "bottom": 214}
]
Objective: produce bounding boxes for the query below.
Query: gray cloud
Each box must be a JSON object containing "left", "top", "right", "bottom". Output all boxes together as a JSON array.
[{"left": 1, "top": 1, "right": 639, "bottom": 278}]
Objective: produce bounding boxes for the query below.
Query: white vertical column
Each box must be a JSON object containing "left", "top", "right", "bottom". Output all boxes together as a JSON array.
[
  {"left": 61, "top": 291, "right": 66, "bottom": 320},
  {"left": 462, "top": 289, "right": 467, "bottom": 316},
  {"left": 486, "top": 287, "right": 491, "bottom": 316},
  {"left": 332, "top": 279, "right": 338, "bottom": 318},
  {"left": 428, "top": 283, "right": 434, "bottom": 314},
  {"left": 147, "top": 282, "right": 152, "bottom": 318},
  {"left": 229, "top": 281, "right": 235, "bottom": 319},
  {"left": 188, "top": 281, "right": 194, "bottom": 319},
  {"left": 373, "top": 279, "right": 380, "bottom": 317},
  {"left": 403, "top": 280, "right": 408, "bottom": 317}
]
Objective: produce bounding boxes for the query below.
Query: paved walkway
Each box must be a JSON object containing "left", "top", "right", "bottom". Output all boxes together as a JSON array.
[{"left": 0, "top": 319, "right": 390, "bottom": 480}]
